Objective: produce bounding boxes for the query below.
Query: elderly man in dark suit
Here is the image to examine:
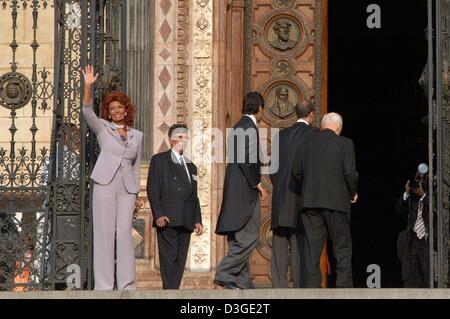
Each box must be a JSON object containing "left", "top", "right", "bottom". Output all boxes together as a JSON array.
[
  {"left": 292, "top": 112, "right": 358, "bottom": 288},
  {"left": 147, "top": 124, "right": 203, "bottom": 289},
  {"left": 269, "top": 100, "right": 318, "bottom": 288},
  {"left": 214, "top": 91, "right": 268, "bottom": 289}
]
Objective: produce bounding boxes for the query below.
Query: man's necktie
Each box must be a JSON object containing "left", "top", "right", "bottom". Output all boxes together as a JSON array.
[
  {"left": 414, "top": 200, "right": 426, "bottom": 240},
  {"left": 179, "top": 156, "right": 191, "bottom": 183}
]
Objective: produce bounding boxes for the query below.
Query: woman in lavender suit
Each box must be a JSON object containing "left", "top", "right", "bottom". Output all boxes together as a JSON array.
[{"left": 81, "top": 65, "right": 143, "bottom": 290}]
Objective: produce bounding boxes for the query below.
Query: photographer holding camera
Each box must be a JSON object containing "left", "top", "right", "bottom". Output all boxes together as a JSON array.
[{"left": 395, "top": 164, "right": 430, "bottom": 288}]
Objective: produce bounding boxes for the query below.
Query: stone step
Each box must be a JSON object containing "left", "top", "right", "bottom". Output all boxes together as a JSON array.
[{"left": 1, "top": 289, "right": 450, "bottom": 299}]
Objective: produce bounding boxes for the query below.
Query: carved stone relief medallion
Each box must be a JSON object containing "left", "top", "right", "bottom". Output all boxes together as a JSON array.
[
  {"left": 0, "top": 72, "right": 33, "bottom": 110},
  {"left": 257, "top": 10, "right": 311, "bottom": 58},
  {"left": 267, "top": 84, "right": 300, "bottom": 119},
  {"left": 276, "top": 60, "right": 291, "bottom": 74},
  {"left": 268, "top": 18, "right": 300, "bottom": 52},
  {"left": 260, "top": 76, "right": 310, "bottom": 127},
  {"left": 270, "top": 57, "right": 295, "bottom": 76}
]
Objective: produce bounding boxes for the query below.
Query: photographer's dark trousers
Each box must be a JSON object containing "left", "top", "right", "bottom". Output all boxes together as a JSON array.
[
  {"left": 406, "top": 235, "right": 429, "bottom": 288},
  {"left": 301, "top": 208, "right": 353, "bottom": 288},
  {"left": 396, "top": 230, "right": 408, "bottom": 287}
]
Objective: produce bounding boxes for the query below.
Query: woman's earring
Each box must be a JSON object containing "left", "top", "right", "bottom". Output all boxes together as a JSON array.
[
  {"left": 125, "top": 113, "right": 128, "bottom": 116},
  {"left": 109, "top": 115, "right": 111, "bottom": 119}
]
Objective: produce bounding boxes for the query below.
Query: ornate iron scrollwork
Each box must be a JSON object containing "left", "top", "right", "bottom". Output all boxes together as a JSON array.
[
  {"left": 434, "top": 0, "right": 450, "bottom": 287},
  {"left": 0, "top": 0, "right": 127, "bottom": 291},
  {"left": 100, "top": 66, "right": 123, "bottom": 93}
]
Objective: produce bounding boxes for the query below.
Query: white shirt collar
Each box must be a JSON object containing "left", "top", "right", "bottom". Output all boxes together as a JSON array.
[
  {"left": 171, "top": 148, "right": 191, "bottom": 182},
  {"left": 171, "top": 148, "right": 184, "bottom": 163},
  {"left": 296, "top": 119, "right": 309, "bottom": 125},
  {"left": 420, "top": 193, "right": 427, "bottom": 201},
  {"left": 245, "top": 114, "right": 257, "bottom": 127}
]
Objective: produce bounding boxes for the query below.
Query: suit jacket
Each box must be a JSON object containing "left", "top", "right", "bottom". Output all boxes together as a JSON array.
[
  {"left": 147, "top": 150, "right": 202, "bottom": 231},
  {"left": 82, "top": 105, "right": 143, "bottom": 194},
  {"left": 215, "top": 115, "right": 262, "bottom": 235},
  {"left": 270, "top": 122, "right": 319, "bottom": 229},
  {"left": 292, "top": 129, "right": 358, "bottom": 214},
  {"left": 395, "top": 192, "right": 430, "bottom": 237}
]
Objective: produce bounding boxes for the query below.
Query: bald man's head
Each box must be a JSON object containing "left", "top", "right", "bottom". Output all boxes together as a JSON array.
[{"left": 321, "top": 112, "right": 343, "bottom": 135}]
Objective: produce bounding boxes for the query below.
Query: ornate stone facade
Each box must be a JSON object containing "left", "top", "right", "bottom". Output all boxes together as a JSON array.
[
  {"left": 189, "top": 0, "right": 213, "bottom": 272},
  {"left": 154, "top": 0, "right": 175, "bottom": 154},
  {"left": 141, "top": 0, "right": 325, "bottom": 289},
  {"left": 0, "top": 0, "right": 326, "bottom": 290}
]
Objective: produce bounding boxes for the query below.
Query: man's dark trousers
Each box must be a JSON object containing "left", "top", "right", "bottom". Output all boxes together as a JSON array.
[
  {"left": 301, "top": 208, "right": 353, "bottom": 288},
  {"left": 405, "top": 235, "right": 429, "bottom": 288},
  {"left": 215, "top": 198, "right": 261, "bottom": 289},
  {"left": 157, "top": 226, "right": 191, "bottom": 289},
  {"left": 271, "top": 227, "right": 307, "bottom": 287}
]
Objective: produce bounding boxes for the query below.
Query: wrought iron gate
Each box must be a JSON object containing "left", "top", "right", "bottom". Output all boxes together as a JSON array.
[
  {"left": 0, "top": 0, "right": 127, "bottom": 291},
  {"left": 431, "top": 0, "right": 450, "bottom": 288}
]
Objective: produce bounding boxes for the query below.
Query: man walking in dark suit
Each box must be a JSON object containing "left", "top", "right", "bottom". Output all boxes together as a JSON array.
[
  {"left": 214, "top": 91, "right": 268, "bottom": 289},
  {"left": 269, "top": 100, "right": 318, "bottom": 288},
  {"left": 292, "top": 112, "right": 358, "bottom": 288},
  {"left": 147, "top": 124, "right": 203, "bottom": 289}
]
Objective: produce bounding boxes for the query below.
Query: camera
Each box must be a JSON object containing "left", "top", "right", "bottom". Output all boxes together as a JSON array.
[
  {"left": 410, "top": 163, "right": 428, "bottom": 191},
  {"left": 410, "top": 178, "right": 423, "bottom": 190}
]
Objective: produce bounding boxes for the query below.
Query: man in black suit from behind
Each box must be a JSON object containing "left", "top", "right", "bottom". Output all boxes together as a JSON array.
[
  {"left": 147, "top": 124, "right": 203, "bottom": 289},
  {"left": 214, "top": 91, "right": 269, "bottom": 289},
  {"left": 269, "top": 100, "right": 318, "bottom": 288},
  {"left": 292, "top": 112, "right": 358, "bottom": 288}
]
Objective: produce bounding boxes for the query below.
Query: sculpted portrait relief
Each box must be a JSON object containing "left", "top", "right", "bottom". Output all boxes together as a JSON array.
[
  {"left": 267, "top": 85, "right": 299, "bottom": 119},
  {"left": 268, "top": 19, "right": 301, "bottom": 52}
]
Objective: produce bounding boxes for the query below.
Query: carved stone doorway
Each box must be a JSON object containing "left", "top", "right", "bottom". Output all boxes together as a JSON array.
[{"left": 221, "top": 0, "right": 327, "bottom": 287}]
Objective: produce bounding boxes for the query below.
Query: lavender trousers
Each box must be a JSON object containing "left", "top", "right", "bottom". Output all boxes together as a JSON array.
[{"left": 93, "top": 168, "right": 136, "bottom": 290}]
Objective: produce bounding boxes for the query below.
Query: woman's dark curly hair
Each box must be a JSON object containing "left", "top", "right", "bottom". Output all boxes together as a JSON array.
[{"left": 100, "top": 91, "right": 136, "bottom": 128}]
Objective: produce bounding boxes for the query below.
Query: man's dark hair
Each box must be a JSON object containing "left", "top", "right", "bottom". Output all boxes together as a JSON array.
[
  {"left": 168, "top": 124, "right": 188, "bottom": 139},
  {"left": 242, "top": 91, "right": 265, "bottom": 115},
  {"left": 295, "top": 100, "right": 314, "bottom": 119}
]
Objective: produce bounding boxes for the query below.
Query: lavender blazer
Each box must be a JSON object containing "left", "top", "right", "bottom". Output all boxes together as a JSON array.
[{"left": 82, "top": 104, "right": 143, "bottom": 194}]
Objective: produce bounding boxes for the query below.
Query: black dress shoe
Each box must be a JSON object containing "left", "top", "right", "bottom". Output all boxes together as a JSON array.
[{"left": 213, "top": 280, "right": 241, "bottom": 289}]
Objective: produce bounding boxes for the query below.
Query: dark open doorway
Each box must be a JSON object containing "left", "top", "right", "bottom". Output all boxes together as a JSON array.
[{"left": 327, "top": 0, "right": 429, "bottom": 287}]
